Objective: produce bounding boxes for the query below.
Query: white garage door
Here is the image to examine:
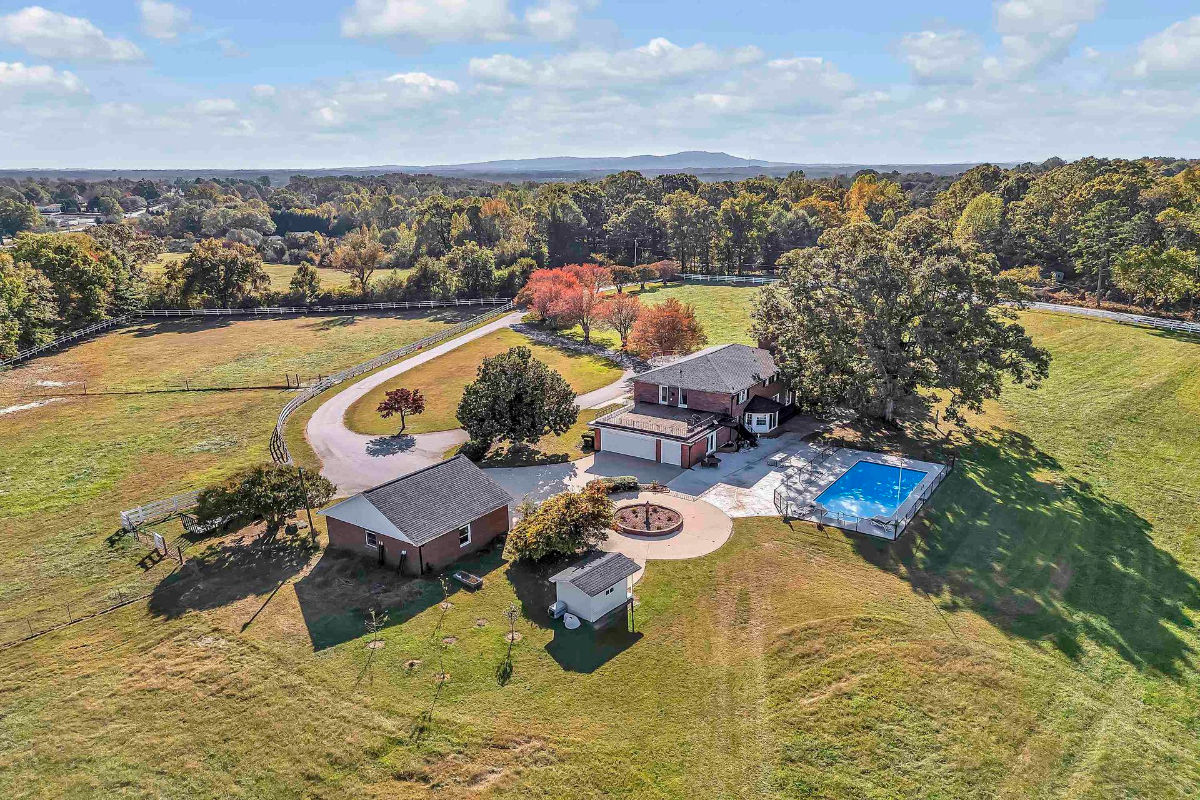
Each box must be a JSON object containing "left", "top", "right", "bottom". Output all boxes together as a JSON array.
[
  {"left": 602, "top": 429, "right": 658, "bottom": 460},
  {"left": 661, "top": 440, "right": 682, "bottom": 466}
]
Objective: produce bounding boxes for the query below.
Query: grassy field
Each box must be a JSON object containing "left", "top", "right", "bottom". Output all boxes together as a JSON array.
[
  {"left": 560, "top": 282, "right": 761, "bottom": 349},
  {"left": 2, "top": 297, "right": 1200, "bottom": 797},
  {"left": 147, "top": 252, "right": 412, "bottom": 293},
  {"left": 0, "top": 309, "right": 480, "bottom": 632},
  {"left": 344, "top": 328, "right": 623, "bottom": 437}
]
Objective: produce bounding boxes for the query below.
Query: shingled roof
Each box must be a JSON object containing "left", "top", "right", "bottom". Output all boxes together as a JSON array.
[
  {"left": 550, "top": 551, "right": 641, "bottom": 597},
  {"left": 636, "top": 344, "right": 777, "bottom": 394},
  {"left": 351, "top": 456, "right": 513, "bottom": 546}
]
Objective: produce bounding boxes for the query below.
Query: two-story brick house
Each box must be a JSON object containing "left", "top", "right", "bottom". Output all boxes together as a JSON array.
[{"left": 589, "top": 343, "right": 795, "bottom": 470}]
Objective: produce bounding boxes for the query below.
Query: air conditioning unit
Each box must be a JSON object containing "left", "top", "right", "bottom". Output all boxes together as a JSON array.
[{"left": 548, "top": 601, "right": 567, "bottom": 620}]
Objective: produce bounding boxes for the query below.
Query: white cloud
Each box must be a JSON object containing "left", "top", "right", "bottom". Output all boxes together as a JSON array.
[
  {"left": 341, "top": 0, "right": 515, "bottom": 42},
  {"left": 994, "top": 0, "right": 1105, "bottom": 36},
  {"left": 1133, "top": 16, "right": 1200, "bottom": 80},
  {"left": 470, "top": 37, "right": 763, "bottom": 88},
  {"left": 252, "top": 84, "right": 276, "bottom": 98},
  {"left": 276, "top": 71, "right": 460, "bottom": 130},
  {"left": 899, "top": 30, "right": 982, "bottom": 84},
  {"left": 192, "top": 98, "right": 239, "bottom": 115},
  {"left": 138, "top": 0, "right": 191, "bottom": 41},
  {"left": 0, "top": 61, "right": 87, "bottom": 98},
  {"left": 525, "top": 0, "right": 584, "bottom": 41},
  {"left": 984, "top": 0, "right": 1104, "bottom": 79},
  {"left": 0, "top": 6, "right": 143, "bottom": 61}
]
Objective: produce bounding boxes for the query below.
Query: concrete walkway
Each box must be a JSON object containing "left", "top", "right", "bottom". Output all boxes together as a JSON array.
[{"left": 600, "top": 491, "right": 733, "bottom": 582}]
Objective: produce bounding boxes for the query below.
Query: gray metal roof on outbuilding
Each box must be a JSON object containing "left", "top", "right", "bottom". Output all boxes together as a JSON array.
[
  {"left": 550, "top": 551, "right": 641, "bottom": 597},
  {"left": 635, "top": 344, "right": 777, "bottom": 393},
  {"left": 361, "top": 455, "right": 513, "bottom": 546}
]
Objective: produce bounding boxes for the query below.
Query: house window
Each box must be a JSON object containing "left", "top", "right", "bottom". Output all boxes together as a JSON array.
[
  {"left": 679, "top": 388, "right": 688, "bottom": 407},
  {"left": 773, "top": 393, "right": 780, "bottom": 404},
  {"left": 458, "top": 524, "right": 472, "bottom": 548},
  {"left": 756, "top": 414, "right": 770, "bottom": 428},
  {"left": 736, "top": 388, "right": 748, "bottom": 404},
  {"left": 604, "top": 586, "right": 615, "bottom": 596},
  {"left": 659, "top": 384, "right": 669, "bottom": 403},
  {"left": 365, "top": 531, "right": 379, "bottom": 547}
]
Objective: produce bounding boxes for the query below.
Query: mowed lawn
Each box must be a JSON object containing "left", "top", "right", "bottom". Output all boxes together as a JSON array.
[
  {"left": 560, "top": 282, "right": 761, "bottom": 349},
  {"left": 1, "top": 304, "right": 1200, "bottom": 796},
  {"left": 0, "top": 310, "right": 480, "bottom": 631},
  {"left": 147, "top": 252, "right": 412, "bottom": 293},
  {"left": 345, "top": 327, "right": 623, "bottom": 437}
]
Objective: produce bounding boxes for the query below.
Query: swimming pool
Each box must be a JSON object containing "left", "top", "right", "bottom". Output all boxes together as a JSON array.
[{"left": 815, "top": 460, "right": 927, "bottom": 519}]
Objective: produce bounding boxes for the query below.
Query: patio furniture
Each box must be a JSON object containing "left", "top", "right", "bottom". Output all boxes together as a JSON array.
[
  {"left": 700, "top": 455, "right": 720, "bottom": 468},
  {"left": 453, "top": 570, "right": 484, "bottom": 591}
]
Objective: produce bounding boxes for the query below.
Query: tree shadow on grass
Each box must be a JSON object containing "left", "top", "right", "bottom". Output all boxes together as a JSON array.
[
  {"left": 506, "top": 556, "right": 641, "bottom": 673},
  {"left": 293, "top": 545, "right": 508, "bottom": 651},
  {"left": 148, "top": 524, "right": 315, "bottom": 621},
  {"left": 856, "top": 428, "right": 1200, "bottom": 677}
]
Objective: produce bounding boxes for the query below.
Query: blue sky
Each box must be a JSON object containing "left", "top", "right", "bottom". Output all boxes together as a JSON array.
[{"left": 0, "top": 1, "right": 1198, "bottom": 168}]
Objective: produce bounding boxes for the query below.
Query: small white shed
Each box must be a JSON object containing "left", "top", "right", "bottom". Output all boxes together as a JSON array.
[{"left": 549, "top": 552, "right": 640, "bottom": 624}]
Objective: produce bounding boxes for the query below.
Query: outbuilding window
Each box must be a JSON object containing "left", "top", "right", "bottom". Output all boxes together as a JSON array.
[
  {"left": 458, "top": 524, "right": 472, "bottom": 547},
  {"left": 365, "top": 531, "right": 378, "bottom": 547},
  {"left": 604, "top": 586, "right": 615, "bottom": 596}
]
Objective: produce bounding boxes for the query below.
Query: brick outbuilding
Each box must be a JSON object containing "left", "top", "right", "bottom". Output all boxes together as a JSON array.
[{"left": 319, "top": 455, "right": 513, "bottom": 575}]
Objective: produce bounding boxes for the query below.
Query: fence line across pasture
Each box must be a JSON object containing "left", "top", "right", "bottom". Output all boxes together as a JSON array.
[
  {"left": 114, "top": 301, "right": 516, "bottom": 534},
  {"left": 269, "top": 301, "right": 517, "bottom": 464},
  {"left": 0, "top": 296, "right": 515, "bottom": 368}
]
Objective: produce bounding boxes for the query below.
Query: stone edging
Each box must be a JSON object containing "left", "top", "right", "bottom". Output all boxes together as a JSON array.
[{"left": 511, "top": 323, "right": 650, "bottom": 373}]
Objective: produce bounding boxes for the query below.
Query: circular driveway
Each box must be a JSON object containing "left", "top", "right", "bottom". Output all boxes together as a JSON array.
[{"left": 600, "top": 491, "right": 733, "bottom": 579}]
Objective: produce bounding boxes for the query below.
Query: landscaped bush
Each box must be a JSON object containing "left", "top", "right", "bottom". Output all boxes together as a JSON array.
[
  {"left": 586, "top": 475, "right": 639, "bottom": 494},
  {"left": 503, "top": 484, "right": 613, "bottom": 562},
  {"left": 458, "top": 438, "right": 491, "bottom": 461}
]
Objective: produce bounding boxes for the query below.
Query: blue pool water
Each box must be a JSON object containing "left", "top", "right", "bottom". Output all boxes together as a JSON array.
[{"left": 815, "top": 461, "right": 927, "bottom": 519}]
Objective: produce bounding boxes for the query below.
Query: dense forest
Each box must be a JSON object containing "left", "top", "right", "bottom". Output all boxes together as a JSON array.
[{"left": 2, "top": 155, "right": 1199, "bottom": 359}]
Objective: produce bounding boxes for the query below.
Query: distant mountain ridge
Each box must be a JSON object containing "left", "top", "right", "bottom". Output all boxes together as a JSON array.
[
  {"left": 0, "top": 152, "right": 1007, "bottom": 183},
  {"left": 397, "top": 151, "right": 792, "bottom": 172}
]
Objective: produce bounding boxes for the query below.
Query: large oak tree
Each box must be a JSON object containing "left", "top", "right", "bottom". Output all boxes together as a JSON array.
[{"left": 752, "top": 214, "right": 1050, "bottom": 424}]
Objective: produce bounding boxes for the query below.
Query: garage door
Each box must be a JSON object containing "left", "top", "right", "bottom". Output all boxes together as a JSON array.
[
  {"left": 601, "top": 429, "right": 658, "bottom": 460},
  {"left": 660, "top": 440, "right": 682, "bottom": 466}
]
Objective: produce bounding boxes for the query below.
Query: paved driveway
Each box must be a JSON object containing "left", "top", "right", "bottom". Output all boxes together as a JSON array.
[{"left": 307, "top": 312, "right": 522, "bottom": 494}]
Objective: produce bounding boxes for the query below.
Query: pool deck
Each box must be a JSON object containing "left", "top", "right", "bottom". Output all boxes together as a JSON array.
[{"left": 774, "top": 448, "right": 949, "bottom": 540}]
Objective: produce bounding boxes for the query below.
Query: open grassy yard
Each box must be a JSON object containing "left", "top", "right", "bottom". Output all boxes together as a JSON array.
[
  {"left": 560, "top": 282, "right": 761, "bottom": 349},
  {"left": 2, "top": 307, "right": 1200, "bottom": 797},
  {"left": 345, "top": 327, "right": 623, "bottom": 437},
  {"left": 0, "top": 309, "right": 481, "bottom": 633},
  {"left": 147, "top": 252, "right": 411, "bottom": 293}
]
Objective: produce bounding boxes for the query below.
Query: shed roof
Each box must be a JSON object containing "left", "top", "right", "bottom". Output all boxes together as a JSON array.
[
  {"left": 321, "top": 455, "right": 512, "bottom": 546},
  {"left": 635, "top": 344, "right": 777, "bottom": 394},
  {"left": 550, "top": 551, "right": 641, "bottom": 597}
]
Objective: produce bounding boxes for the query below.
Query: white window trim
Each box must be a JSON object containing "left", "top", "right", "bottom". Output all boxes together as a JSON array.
[
  {"left": 736, "top": 388, "right": 748, "bottom": 404},
  {"left": 659, "top": 384, "right": 669, "bottom": 404},
  {"left": 604, "top": 585, "right": 615, "bottom": 596},
  {"left": 678, "top": 387, "right": 688, "bottom": 408},
  {"left": 365, "top": 530, "right": 379, "bottom": 548},
  {"left": 458, "top": 523, "right": 472, "bottom": 548}
]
